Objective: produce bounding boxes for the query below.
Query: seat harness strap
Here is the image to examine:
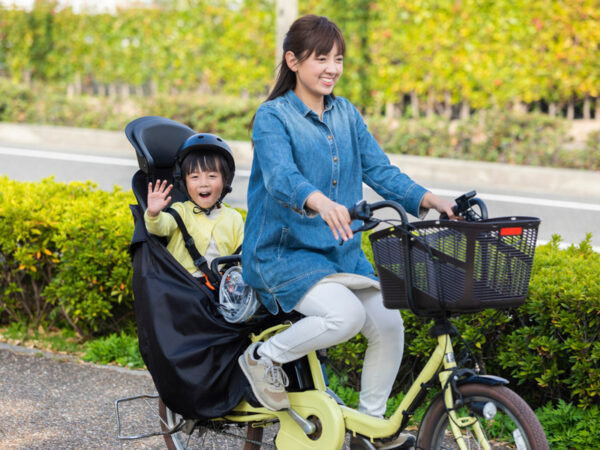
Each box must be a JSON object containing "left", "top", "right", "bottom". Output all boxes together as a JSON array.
[{"left": 166, "top": 207, "right": 219, "bottom": 286}]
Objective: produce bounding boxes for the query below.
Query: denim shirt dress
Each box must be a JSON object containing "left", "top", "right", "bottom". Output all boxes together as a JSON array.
[{"left": 242, "top": 90, "right": 428, "bottom": 314}]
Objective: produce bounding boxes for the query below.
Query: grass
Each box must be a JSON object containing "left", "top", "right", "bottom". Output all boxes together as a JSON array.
[{"left": 0, "top": 322, "right": 144, "bottom": 369}]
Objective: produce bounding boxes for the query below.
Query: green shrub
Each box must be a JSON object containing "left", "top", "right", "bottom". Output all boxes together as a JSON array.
[
  {"left": 496, "top": 235, "right": 600, "bottom": 408},
  {"left": 0, "top": 177, "right": 135, "bottom": 336},
  {"left": 368, "top": 116, "right": 452, "bottom": 158},
  {"left": 536, "top": 400, "right": 600, "bottom": 449},
  {"left": 453, "top": 110, "right": 571, "bottom": 166},
  {"left": 83, "top": 330, "right": 144, "bottom": 368}
]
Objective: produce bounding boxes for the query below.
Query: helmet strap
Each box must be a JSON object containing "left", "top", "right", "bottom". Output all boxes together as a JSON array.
[{"left": 192, "top": 201, "right": 221, "bottom": 216}]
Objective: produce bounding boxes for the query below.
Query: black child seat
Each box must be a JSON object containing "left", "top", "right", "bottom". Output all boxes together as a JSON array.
[{"left": 127, "top": 116, "right": 271, "bottom": 420}]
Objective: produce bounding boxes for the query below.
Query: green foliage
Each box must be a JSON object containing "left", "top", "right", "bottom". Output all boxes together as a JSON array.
[
  {"left": 83, "top": 330, "right": 144, "bottom": 368},
  {"left": 536, "top": 400, "right": 600, "bottom": 449},
  {"left": 2, "top": 1, "right": 600, "bottom": 114},
  {"left": 0, "top": 176, "right": 135, "bottom": 336},
  {"left": 497, "top": 235, "right": 600, "bottom": 408}
]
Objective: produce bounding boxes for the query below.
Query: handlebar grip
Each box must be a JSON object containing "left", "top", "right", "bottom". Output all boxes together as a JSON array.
[
  {"left": 439, "top": 205, "right": 458, "bottom": 221},
  {"left": 348, "top": 199, "right": 371, "bottom": 221}
]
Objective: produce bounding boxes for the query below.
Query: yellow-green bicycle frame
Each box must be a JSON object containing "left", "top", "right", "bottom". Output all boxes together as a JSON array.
[{"left": 223, "top": 323, "right": 488, "bottom": 450}]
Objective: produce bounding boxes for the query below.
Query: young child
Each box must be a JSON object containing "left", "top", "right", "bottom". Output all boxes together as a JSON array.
[{"left": 144, "top": 133, "right": 244, "bottom": 279}]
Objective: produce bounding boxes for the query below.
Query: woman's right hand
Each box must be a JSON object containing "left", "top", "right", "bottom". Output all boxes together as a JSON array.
[
  {"left": 306, "top": 192, "right": 354, "bottom": 241},
  {"left": 146, "top": 179, "right": 173, "bottom": 217}
]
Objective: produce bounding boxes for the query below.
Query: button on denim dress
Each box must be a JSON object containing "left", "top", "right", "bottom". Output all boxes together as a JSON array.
[{"left": 242, "top": 90, "right": 428, "bottom": 314}]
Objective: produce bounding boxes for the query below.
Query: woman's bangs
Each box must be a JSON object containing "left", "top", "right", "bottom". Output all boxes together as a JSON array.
[{"left": 307, "top": 23, "right": 345, "bottom": 58}]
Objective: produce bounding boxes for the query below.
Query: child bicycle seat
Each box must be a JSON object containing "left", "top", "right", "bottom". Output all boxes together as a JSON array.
[{"left": 125, "top": 116, "right": 195, "bottom": 210}]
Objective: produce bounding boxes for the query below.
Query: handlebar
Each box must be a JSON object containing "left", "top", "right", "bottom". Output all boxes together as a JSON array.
[
  {"left": 440, "top": 190, "right": 488, "bottom": 221},
  {"left": 210, "top": 255, "right": 242, "bottom": 282},
  {"left": 348, "top": 191, "right": 488, "bottom": 232}
]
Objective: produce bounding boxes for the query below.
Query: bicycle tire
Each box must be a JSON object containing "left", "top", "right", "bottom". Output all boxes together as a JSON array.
[
  {"left": 417, "top": 384, "right": 549, "bottom": 450},
  {"left": 158, "top": 397, "right": 264, "bottom": 449}
]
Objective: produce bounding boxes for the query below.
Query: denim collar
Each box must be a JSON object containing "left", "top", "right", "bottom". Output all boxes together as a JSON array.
[{"left": 284, "top": 89, "right": 334, "bottom": 118}]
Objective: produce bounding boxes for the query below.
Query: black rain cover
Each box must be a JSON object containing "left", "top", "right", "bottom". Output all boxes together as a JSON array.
[{"left": 130, "top": 204, "right": 254, "bottom": 420}]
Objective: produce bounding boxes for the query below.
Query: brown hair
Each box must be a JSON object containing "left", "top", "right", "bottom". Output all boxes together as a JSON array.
[
  {"left": 267, "top": 15, "right": 346, "bottom": 102},
  {"left": 249, "top": 15, "right": 345, "bottom": 132}
]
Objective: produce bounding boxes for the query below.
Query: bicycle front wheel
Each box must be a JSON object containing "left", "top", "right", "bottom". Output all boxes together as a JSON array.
[{"left": 417, "top": 383, "right": 549, "bottom": 450}]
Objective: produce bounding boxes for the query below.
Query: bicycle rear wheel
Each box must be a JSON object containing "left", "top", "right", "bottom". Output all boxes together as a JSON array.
[
  {"left": 417, "top": 384, "right": 549, "bottom": 450},
  {"left": 158, "top": 397, "right": 268, "bottom": 449}
]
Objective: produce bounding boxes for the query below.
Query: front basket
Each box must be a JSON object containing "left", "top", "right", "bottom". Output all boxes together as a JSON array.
[{"left": 369, "top": 217, "right": 541, "bottom": 316}]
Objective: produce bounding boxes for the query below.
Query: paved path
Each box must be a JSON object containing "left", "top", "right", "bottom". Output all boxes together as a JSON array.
[{"left": 0, "top": 344, "right": 165, "bottom": 449}]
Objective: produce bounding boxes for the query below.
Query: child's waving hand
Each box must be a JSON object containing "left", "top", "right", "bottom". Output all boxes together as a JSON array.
[{"left": 147, "top": 179, "right": 173, "bottom": 217}]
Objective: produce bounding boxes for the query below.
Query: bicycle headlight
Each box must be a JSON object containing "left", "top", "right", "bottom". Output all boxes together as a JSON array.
[
  {"left": 468, "top": 401, "right": 497, "bottom": 420},
  {"left": 218, "top": 266, "right": 260, "bottom": 323}
]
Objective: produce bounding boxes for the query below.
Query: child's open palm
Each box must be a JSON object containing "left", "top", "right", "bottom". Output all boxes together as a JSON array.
[{"left": 147, "top": 180, "right": 173, "bottom": 217}]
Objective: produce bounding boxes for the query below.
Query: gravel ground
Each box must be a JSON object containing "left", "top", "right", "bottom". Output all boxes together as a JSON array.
[
  {"left": 0, "top": 344, "right": 353, "bottom": 449},
  {"left": 0, "top": 344, "right": 166, "bottom": 449}
]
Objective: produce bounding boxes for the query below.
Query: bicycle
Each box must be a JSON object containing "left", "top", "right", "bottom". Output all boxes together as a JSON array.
[{"left": 117, "top": 190, "right": 548, "bottom": 450}]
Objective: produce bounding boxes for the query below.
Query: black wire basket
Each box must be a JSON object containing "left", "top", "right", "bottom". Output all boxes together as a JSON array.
[{"left": 369, "top": 216, "right": 541, "bottom": 317}]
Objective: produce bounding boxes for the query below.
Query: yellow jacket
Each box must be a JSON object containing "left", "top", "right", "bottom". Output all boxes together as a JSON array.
[{"left": 144, "top": 201, "right": 244, "bottom": 274}]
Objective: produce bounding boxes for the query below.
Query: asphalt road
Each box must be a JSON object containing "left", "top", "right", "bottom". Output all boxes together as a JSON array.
[{"left": 0, "top": 135, "right": 599, "bottom": 250}]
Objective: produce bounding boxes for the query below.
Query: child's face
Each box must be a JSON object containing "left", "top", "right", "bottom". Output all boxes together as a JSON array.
[{"left": 185, "top": 167, "right": 224, "bottom": 210}]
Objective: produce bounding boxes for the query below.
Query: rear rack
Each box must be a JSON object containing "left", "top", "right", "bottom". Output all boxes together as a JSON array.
[{"left": 114, "top": 394, "right": 194, "bottom": 440}]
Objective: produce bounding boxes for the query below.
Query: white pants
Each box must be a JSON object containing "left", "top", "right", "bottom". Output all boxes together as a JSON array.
[{"left": 258, "top": 281, "right": 404, "bottom": 417}]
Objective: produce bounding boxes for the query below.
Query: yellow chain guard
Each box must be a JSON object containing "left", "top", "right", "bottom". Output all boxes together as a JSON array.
[{"left": 275, "top": 390, "right": 346, "bottom": 450}]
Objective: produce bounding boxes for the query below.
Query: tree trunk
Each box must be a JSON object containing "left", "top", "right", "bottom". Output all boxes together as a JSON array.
[
  {"left": 548, "top": 102, "right": 557, "bottom": 117},
  {"left": 443, "top": 91, "right": 452, "bottom": 119},
  {"left": 583, "top": 94, "right": 591, "bottom": 120},
  {"left": 385, "top": 101, "right": 395, "bottom": 119},
  {"left": 276, "top": 0, "right": 298, "bottom": 67},
  {"left": 567, "top": 98, "right": 575, "bottom": 120},
  {"left": 426, "top": 90, "right": 435, "bottom": 118},
  {"left": 410, "top": 91, "right": 420, "bottom": 118},
  {"left": 460, "top": 100, "right": 470, "bottom": 120},
  {"left": 596, "top": 98, "right": 600, "bottom": 121}
]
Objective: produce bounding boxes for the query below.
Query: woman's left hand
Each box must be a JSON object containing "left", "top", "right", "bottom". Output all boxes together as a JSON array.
[{"left": 421, "top": 192, "right": 458, "bottom": 220}]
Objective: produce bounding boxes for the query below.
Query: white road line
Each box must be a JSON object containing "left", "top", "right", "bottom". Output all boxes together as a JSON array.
[
  {"left": 0, "top": 145, "right": 138, "bottom": 166},
  {"left": 0, "top": 145, "right": 253, "bottom": 177},
  {"left": 431, "top": 188, "right": 600, "bottom": 212}
]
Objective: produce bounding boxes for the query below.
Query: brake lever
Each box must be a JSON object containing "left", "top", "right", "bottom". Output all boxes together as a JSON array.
[{"left": 340, "top": 219, "right": 379, "bottom": 246}]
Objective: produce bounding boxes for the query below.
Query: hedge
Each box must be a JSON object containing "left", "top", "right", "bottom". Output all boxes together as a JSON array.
[
  {"left": 0, "top": 177, "right": 134, "bottom": 335},
  {"left": 0, "top": 177, "right": 598, "bottom": 408},
  {"left": 2, "top": 0, "right": 600, "bottom": 115}
]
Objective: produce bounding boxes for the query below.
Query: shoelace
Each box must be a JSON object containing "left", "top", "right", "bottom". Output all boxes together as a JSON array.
[{"left": 263, "top": 365, "right": 289, "bottom": 389}]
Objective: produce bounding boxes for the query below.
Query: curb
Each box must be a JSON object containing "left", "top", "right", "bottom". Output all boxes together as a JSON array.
[{"left": 0, "top": 340, "right": 150, "bottom": 377}]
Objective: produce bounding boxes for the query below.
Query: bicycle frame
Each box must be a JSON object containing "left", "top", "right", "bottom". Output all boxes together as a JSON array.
[{"left": 219, "top": 322, "right": 488, "bottom": 450}]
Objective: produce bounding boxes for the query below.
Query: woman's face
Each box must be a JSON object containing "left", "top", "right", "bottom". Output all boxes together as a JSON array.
[{"left": 288, "top": 43, "right": 344, "bottom": 109}]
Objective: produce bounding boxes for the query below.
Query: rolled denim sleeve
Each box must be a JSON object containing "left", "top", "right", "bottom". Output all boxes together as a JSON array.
[
  {"left": 353, "top": 106, "right": 428, "bottom": 217},
  {"left": 252, "top": 106, "right": 319, "bottom": 213}
]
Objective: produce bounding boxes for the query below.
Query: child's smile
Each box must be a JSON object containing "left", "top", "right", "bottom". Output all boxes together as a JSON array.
[{"left": 185, "top": 169, "right": 224, "bottom": 210}]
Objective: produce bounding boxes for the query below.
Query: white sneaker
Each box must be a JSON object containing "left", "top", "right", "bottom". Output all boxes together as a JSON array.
[{"left": 238, "top": 342, "right": 290, "bottom": 411}]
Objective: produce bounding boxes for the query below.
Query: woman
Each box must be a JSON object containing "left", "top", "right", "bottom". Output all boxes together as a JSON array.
[{"left": 239, "top": 14, "right": 455, "bottom": 448}]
